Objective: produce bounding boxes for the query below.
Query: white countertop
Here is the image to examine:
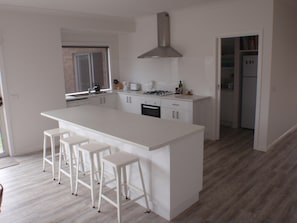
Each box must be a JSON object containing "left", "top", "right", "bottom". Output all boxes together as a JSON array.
[
  {"left": 65, "top": 90, "right": 210, "bottom": 102},
  {"left": 41, "top": 105, "right": 204, "bottom": 151},
  {"left": 117, "top": 90, "right": 210, "bottom": 102}
]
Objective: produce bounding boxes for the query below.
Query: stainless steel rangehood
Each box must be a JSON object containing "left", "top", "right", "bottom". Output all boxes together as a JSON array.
[{"left": 138, "top": 12, "right": 182, "bottom": 58}]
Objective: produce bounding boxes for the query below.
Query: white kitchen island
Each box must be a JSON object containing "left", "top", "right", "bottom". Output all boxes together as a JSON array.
[{"left": 41, "top": 105, "right": 204, "bottom": 221}]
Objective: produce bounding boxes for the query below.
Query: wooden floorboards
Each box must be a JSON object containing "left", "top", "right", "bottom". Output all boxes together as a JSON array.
[
  {"left": 0, "top": 127, "right": 297, "bottom": 222},
  {"left": 173, "top": 127, "right": 297, "bottom": 223}
]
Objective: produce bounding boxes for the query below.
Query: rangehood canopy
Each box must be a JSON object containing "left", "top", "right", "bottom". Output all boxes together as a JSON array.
[{"left": 138, "top": 12, "right": 182, "bottom": 58}]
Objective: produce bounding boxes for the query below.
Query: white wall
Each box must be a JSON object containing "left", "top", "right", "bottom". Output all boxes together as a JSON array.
[
  {"left": 267, "top": 0, "right": 297, "bottom": 146},
  {"left": 2, "top": 0, "right": 293, "bottom": 154},
  {"left": 119, "top": 0, "right": 274, "bottom": 149},
  {"left": 0, "top": 9, "right": 134, "bottom": 155}
]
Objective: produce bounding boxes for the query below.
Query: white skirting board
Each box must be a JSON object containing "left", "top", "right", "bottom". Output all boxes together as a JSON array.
[{"left": 267, "top": 124, "right": 297, "bottom": 152}]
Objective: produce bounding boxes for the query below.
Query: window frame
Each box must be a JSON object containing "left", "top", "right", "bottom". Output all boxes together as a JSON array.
[{"left": 62, "top": 46, "right": 111, "bottom": 96}]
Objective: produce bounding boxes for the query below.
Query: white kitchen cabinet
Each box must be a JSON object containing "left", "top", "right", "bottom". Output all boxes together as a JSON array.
[
  {"left": 117, "top": 93, "right": 141, "bottom": 114},
  {"left": 88, "top": 94, "right": 116, "bottom": 108},
  {"left": 161, "top": 98, "right": 211, "bottom": 138},
  {"left": 66, "top": 98, "right": 89, "bottom": 107},
  {"left": 161, "top": 107, "right": 192, "bottom": 123},
  {"left": 161, "top": 99, "right": 193, "bottom": 123}
]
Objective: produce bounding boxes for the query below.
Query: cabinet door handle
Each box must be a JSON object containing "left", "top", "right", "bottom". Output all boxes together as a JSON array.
[
  {"left": 172, "top": 103, "right": 179, "bottom": 106},
  {"left": 172, "top": 111, "right": 175, "bottom": 119},
  {"left": 126, "top": 96, "right": 128, "bottom": 103},
  {"left": 176, "top": 111, "right": 179, "bottom": 119}
]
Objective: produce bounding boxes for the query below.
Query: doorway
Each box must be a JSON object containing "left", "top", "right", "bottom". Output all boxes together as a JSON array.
[
  {"left": 0, "top": 108, "right": 8, "bottom": 157},
  {"left": 0, "top": 45, "right": 11, "bottom": 157},
  {"left": 216, "top": 34, "right": 260, "bottom": 148}
]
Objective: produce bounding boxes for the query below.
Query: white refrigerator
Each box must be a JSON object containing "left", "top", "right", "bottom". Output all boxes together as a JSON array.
[{"left": 241, "top": 55, "right": 258, "bottom": 129}]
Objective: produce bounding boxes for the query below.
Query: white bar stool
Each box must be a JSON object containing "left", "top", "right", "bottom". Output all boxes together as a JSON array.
[
  {"left": 74, "top": 142, "right": 111, "bottom": 208},
  {"left": 43, "top": 128, "right": 70, "bottom": 180},
  {"left": 98, "top": 151, "right": 150, "bottom": 223},
  {"left": 58, "top": 135, "right": 89, "bottom": 194}
]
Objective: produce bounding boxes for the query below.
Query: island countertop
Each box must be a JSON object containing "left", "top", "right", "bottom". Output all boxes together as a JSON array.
[{"left": 41, "top": 105, "right": 204, "bottom": 151}]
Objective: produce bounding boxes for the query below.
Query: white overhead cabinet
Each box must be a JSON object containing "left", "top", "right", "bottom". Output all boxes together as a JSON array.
[{"left": 117, "top": 93, "right": 141, "bottom": 114}]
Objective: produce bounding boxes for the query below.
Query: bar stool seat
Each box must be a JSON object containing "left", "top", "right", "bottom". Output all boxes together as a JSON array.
[
  {"left": 43, "top": 128, "right": 70, "bottom": 180},
  {"left": 98, "top": 151, "right": 150, "bottom": 223},
  {"left": 58, "top": 135, "right": 89, "bottom": 194},
  {"left": 74, "top": 142, "right": 111, "bottom": 208}
]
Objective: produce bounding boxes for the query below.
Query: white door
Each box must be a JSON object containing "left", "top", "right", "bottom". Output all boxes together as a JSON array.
[
  {"left": 0, "top": 98, "right": 8, "bottom": 157},
  {"left": 0, "top": 45, "right": 11, "bottom": 157}
]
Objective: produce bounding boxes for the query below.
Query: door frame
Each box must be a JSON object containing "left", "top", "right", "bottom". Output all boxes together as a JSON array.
[
  {"left": 0, "top": 43, "right": 14, "bottom": 157},
  {"left": 0, "top": 107, "right": 9, "bottom": 157},
  {"left": 214, "top": 31, "right": 263, "bottom": 150}
]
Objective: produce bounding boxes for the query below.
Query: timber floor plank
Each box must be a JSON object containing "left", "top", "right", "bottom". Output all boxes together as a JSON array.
[{"left": 0, "top": 127, "right": 297, "bottom": 222}]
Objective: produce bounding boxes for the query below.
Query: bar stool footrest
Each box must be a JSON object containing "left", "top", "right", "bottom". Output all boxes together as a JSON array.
[{"left": 100, "top": 183, "right": 147, "bottom": 206}]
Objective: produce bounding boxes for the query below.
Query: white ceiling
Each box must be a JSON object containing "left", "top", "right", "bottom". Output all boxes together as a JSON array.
[
  {"left": 0, "top": 0, "right": 226, "bottom": 18},
  {"left": 0, "top": 0, "right": 296, "bottom": 19}
]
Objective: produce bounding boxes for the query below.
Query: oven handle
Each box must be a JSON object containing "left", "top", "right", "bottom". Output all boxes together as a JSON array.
[{"left": 142, "top": 104, "right": 160, "bottom": 110}]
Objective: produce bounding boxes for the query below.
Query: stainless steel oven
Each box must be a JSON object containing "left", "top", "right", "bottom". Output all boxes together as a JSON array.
[
  {"left": 141, "top": 97, "right": 161, "bottom": 118},
  {"left": 141, "top": 104, "right": 161, "bottom": 118}
]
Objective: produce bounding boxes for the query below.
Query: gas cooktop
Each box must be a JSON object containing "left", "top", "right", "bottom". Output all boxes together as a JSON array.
[{"left": 143, "top": 90, "right": 174, "bottom": 96}]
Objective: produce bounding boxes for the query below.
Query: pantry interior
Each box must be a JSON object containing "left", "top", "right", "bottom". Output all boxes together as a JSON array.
[{"left": 220, "top": 35, "right": 259, "bottom": 131}]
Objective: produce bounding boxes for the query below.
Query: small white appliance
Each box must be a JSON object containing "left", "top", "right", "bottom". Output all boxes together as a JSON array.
[
  {"left": 130, "top": 83, "right": 141, "bottom": 91},
  {"left": 122, "top": 81, "right": 129, "bottom": 91}
]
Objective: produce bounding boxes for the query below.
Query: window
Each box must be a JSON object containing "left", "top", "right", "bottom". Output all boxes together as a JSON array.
[{"left": 62, "top": 46, "right": 110, "bottom": 94}]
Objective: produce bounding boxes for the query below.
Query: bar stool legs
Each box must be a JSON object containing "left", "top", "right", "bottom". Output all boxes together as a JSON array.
[
  {"left": 74, "top": 142, "right": 111, "bottom": 208},
  {"left": 98, "top": 151, "right": 150, "bottom": 223},
  {"left": 58, "top": 135, "right": 89, "bottom": 194},
  {"left": 115, "top": 166, "right": 122, "bottom": 223},
  {"left": 43, "top": 128, "right": 69, "bottom": 180},
  {"left": 137, "top": 160, "right": 150, "bottom": 213}
]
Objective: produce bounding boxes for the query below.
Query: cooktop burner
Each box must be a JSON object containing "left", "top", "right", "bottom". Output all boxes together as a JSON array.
[{"left": 143, "top": 90, "right": 174, "bottom": 96}]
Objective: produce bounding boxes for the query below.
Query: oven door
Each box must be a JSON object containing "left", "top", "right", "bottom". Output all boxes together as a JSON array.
[{"left": 141, "top": 104, "right": 161, "bottom": 118}]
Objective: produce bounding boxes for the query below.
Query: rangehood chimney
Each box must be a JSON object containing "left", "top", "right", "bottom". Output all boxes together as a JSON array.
[{"left": 138, "top": 12, "right": 182, "bottom": 58}]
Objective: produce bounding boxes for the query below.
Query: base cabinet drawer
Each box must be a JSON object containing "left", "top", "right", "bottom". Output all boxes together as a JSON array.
[{"left": 161, "top": 99, "right": 193, "bottom": 110}]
